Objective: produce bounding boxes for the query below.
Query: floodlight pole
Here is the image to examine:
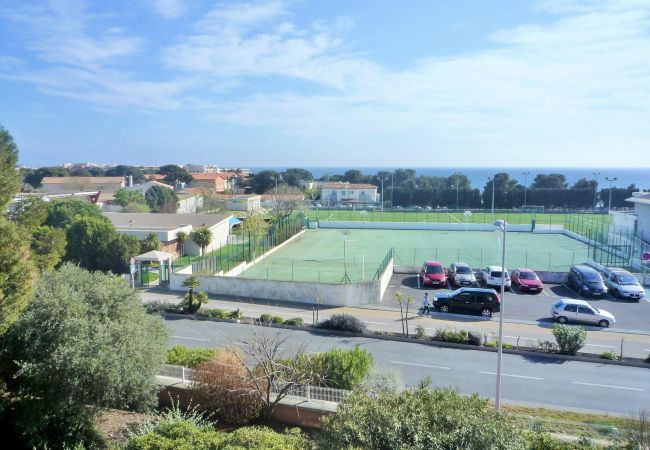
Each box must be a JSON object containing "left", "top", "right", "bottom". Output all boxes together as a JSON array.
[
  {"left": 593, "top": 172, "right": 600, "bottom": 209},
  {"left": 489, "top": 176, "right": 495, "bottom": 214},
  {"left": 522, "top": 171, "right": 530, "bottom": 208},
  {"left": 494, "top": 219, "right": 507, "bottom": 411},
  {"left": 381, "top": 177, "right": 386, "bottom": 221},
  {"left": 605, "top": 177, "right": 617, "bottom": 213}
]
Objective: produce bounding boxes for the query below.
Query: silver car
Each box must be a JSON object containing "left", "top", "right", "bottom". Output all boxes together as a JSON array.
[
  {"left": 448, "top": 262, "right": 477, "bottom": 287},
  {"left": 551, "top": 299, "right": 616, "bottom": 328},
  {"left": 602, "top": 268, "right": 645, "bottom": 301}
]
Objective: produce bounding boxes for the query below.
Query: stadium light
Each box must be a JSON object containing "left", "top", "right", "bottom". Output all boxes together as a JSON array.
[
  {"left": 605, "top": 177, "right": 618, "bottom": 213},
  {"left": 493, "top": 219, "right": 507, "bottom": 411},
  {"left": 593, "top": 172, "right": 601, "bottom": 209},
  {"left": 522, "top": 171, "right": 530, "bottom": 208}
]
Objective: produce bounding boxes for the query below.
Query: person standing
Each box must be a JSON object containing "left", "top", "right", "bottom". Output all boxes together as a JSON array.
[{"left": 422, "top": 293, "right": 430, "bottom": 315}]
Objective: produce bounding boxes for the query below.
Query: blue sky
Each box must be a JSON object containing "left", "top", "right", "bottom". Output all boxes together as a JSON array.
[{"left": 1, "top": 0, "right": 649, "bottom": 168}]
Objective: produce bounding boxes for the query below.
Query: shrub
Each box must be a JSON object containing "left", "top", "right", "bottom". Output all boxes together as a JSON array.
[
  {"left": 525, "top": 432, "right": 599, "bottom": 449},
  {"left": 485, "top": 340, "right": 514, "bottom": 349},
  {"left": 415, "top": 324, "right": 426, "bottom": 339},
  {"left": 318, "top": 345, "right": 375, "bottom": 390},
  {"left": 468, "top": 331, "right": 482, "bottom": 346},
  {"left": 536, "top": 340, "right": 559, "bottom": 353},
  {"left": 167, "top": 345, "right": 216, "bottom": 368},
  {"left": 145, "top": 300, "right": 180, "bottom": 314},
  {"left": 228, "top": 308, "right": 244, "bottom": 320},
  {"left": 220, "top": 426, "right": 309, "bottom": 450},
  {"left": 271, "top": 315, "right": 285, "bottom": 324},
  {"left": 600, "top": 351, "right": 618, "bottom": 360},
  {"left": 191, "top": 347, "right": 265, "bottom": 425},
  {"left": 320, "top": 381, "right": 527, "bottom": 449},
  {"left": 317, "top": 313, "right": 366, "bottom": 333},
  {"left": 358, "top": 366, "right": 403, "bottom": 396},
  {"left": 259, "top": 313, "right": 273, "bottom": 323},
  {"left": 622, "top": 410, "right": 650, "bottom": 450},
  {"left": 433, "top": 328, "right": 468, "bottom": 344},
  {"left": 552, "top": 323, "right": 586, "bottom": 355},
  {"left": 284, "top": 317, "right": 304, "bottom": 327},
  {"left": 206, "top": 308, "right": 228, "bottom": 319}
]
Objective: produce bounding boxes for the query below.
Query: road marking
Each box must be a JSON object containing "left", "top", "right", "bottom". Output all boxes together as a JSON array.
[
  {"left": 478, "top": 371, "right": 544, "bottom": 380},
  {"left": 389, "top": 285, "right": 397, "bottom": 288},
  {"left": 542, "top": 289, "right": 550, "bottom": 297},
  {"left": 389, "top": 361, "right": 451, "bottom": 370},
  {"left": 584, "top": 343, "right": 616, "bottom": 349},
  {"left": 572, "top": 382, "right": 644, "bottom": 392},
  {"left": 171, "top": 335, "right": 209, "bottom": 342},
  {"left": 365, "top": 321, "right": 386, "bottom": 325}
]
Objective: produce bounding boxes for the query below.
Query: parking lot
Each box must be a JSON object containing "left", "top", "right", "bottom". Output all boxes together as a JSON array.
[{"left": 381, "top": 273, "right": 650, "bottom": 332}]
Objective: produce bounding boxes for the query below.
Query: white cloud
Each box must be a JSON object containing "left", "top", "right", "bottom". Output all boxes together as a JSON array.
[{"left": 151, "top": 0, "right": 185, "bottom": 19}]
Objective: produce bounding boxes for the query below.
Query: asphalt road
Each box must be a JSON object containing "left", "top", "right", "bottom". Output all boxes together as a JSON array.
[
  {"left": 383, "top": 273, "right": 650, "bottom": 332},
  {"left": 165, "top": 317, "right": 650, "bottom": 415}
]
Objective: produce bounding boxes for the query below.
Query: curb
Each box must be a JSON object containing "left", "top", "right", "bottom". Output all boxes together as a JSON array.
[{"left": 161, "top": 312, "right": 650, "bottom": 369}]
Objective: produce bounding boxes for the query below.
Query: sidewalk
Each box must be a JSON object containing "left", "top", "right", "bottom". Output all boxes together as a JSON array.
[{"left": 141, "top": 288, "right": 650, "bottom": 359}]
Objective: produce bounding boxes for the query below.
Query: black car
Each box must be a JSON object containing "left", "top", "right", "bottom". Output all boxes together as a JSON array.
[
  {"left": 433, "top": 288, "right": 500, "bottom": 317},
  {"left": 568, "top": 265, "right": 607, "bottom": 297}
]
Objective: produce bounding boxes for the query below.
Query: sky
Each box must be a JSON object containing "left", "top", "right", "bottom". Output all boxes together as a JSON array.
[{"left": 1, "top": 0, "right": 649, "bottom": 168}]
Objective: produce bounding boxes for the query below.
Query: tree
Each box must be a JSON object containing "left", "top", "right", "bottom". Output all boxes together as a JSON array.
[
  {"left": 157, "top": 164, "right": 192, "bottom": 185},
  {"left": 190, "top": 228, "right": 213, "bottom": 256},
  {"left": 113, "top": 188, "right": 147, "bottom": 207},
  {"left": 320, "top": 380, "right": 527, "bottom": 450},
  {"left": 572, "top": 178, "right": 597, "bottom": 189},
  {"left": 0, "top": 126, "right": 21, "bottom": 211},
  {"left": 181, "top": 275, "right": 204, "bottom": 314},
  {"left": 250, "top": 170, "right": 281, "bottom": 193},
  {"left": 45, "top": 199, "right": 102, "bottom": 228},
  {"left": 141, "top": 232, "right": 161, "bottom": 253},
  {"left": 343, "top": 169, "right": 364, "bottom": 184},
  {"left": 145, "top": 185, "right": 178, "bottom": 213},
  {"left": 281, "top": 168, "right": 313, "bottom": 188},
  {"left": 105, "top": 165, "right": 145, "bottom": 184},
  {"left": 0, "top": 220, "right": 38, "bottom": 336},
  {"left": 64, "top": 215, "right": 116, "bottom": 271},
  {"left": 265, "top": 184, "right": 306, "bottom": 220},
  {"left": 11, "top": 197, "right": 49, "bottom": 229},
  {"left": 107, "top": 234, "right": 141, "bottom": 274},
  {"left": 122, "top": 202, "right": 150, "bottom": 213},
  {"left": 2, "top": 264, "right": 168, "bottom": 448},
  {"left": 482, "top": 173, "right": 520, "bottom": 208},
  {"left": 175, "top": 230, "right": 188, "bottom": 256},
  {"left": 29, "top": 226, "right": 67, "bottom": 272},
  {"left": 531, "top": 173, "right": 568, "bottom": 189},
  {"left": 239, "top": 212, "right": 269, "bottom": 238}
]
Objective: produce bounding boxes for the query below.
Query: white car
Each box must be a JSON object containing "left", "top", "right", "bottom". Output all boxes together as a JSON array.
[
  {"left": 602, "top": 267, "right": 645, "bottom": 301},
  {"left": 482, "top": 265, "right": 511, "bottom": 291},
  {"left": 551, "top": 299, "right": 616, "bottom": 328}
]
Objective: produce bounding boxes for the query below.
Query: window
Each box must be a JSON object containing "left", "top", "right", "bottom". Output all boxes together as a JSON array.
[
  {"left": 578, "top": 306, "right": 595, "bottom": 315},
  {"left": 455, "top": 293, "right": 474, "bottom": 303},
  {"left": 425, "top": 265, "right": 444, "bottom": 274},
  {"left": 564, "top": 304, "right": 578, "bottom": 312},
  {"left": 456, "top": 266, "right": 472, "bottom": 274}
]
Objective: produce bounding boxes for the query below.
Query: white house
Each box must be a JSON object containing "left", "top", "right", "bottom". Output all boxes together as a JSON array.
[
  {"left": 321, "top": 183, "right": 379, "bottom": 204},
  {"left": 225, "top": 195, "right": 261, "bottom": 212},
  {"left": 177, "top": 192, "right": 204, "bottom": 214},
  {"left": 103, "top": 212, "right": 231, "bottom": 257},
  {"left": 626, "top": 192, "right": 650, "bottom": 239}
]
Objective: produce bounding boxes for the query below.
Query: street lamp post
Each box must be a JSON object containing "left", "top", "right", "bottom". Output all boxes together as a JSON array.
[
  {"left": 522, "top": 171, "right": 530, "bottom": 208},
  {"left": 493, "top": 219, "right": 507, "bottom": 411},
  {"left": 605, "top": 177, "right": 618, "bottom": 213},
  {"left": 593, "top": 172, "right": 601, "bottom": 209},
  {"left": 391, "top": 172, "right": 394, "bottom": 207},
  {"left": 453, "top": 172, "right": 460, "bottom": 211},
  {"left": 489, "top": 176, "right": 496, "bottom": 214},
  {"left": 381, "top": 177, "right": 385, "bottom": 221}
]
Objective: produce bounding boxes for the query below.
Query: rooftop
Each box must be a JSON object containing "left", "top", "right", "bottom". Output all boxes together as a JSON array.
[
  {"left": 626, "top": 192, "right": 650, "bottom": 205},
  {"left": 103, "top": 212, "right": 230, "bottom": 231},
  {"left": 42, "top": 176, "right": 125, "bottom": 184},
  {"left": 191, "top": 173, "right": 226, "bottom": 181},
  {"left": 322, "top": 183, "right": 378, "bottom": 189}
]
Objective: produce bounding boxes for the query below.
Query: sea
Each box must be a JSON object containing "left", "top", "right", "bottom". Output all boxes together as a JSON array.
[{"left": 248, "top": 167, "right": 650, "bottom": 190}]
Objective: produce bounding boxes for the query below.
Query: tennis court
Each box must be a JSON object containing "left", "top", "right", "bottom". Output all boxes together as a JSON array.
[{"left": 239, "top": 228, "right": 590, "bottom": 284}]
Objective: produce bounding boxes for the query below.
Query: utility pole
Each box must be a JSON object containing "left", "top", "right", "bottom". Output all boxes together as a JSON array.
[
  {"left": 381, "top": 177, "right": 385, "bottom": 221},
  {"left": 605, "top": 176, "right": 618, "bottom": 213},
  {"left": 593, "top": 171, "right": 601, "bottom": 209},
  {"left": 391, "top": 172, "right": 394, "bottom": 207},
  {"left": 489, "top": 176, "right": 495, "bottom": 214},
  {"left": 522, "top": 171, "right": 530, "bottom": 208},
  {"left": 453, "top": 172, "right": 460, "bottom": 211}
]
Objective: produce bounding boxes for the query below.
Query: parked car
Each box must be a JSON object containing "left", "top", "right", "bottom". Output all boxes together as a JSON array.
[
  {"left": 568, "top": 265, "right": 607, "bottom": 297},
  {"left": 434, "top": 288, "right": 500, "bottom": 317},
  {"left": 421, "top": 261, "right": 447, "bottom": 287},
  {"left": 551, "top": 299, "right": 615, "bottom": 327},
  {"left": 481, "top": 265, "right": 511, "bottom": 291},
  {"left": 602, "top": 267, "right": 645, "bottom": 301},
  {"left": 447, "top": 262, "right": 477, "bottom": 287},
  {"left": 511, "top": 268, "right": 544, "bottom": 293}
]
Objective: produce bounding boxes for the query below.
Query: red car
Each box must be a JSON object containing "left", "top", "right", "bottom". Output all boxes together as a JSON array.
[
  {"left": 511, "top": 268, "right": 543, "bottom": 293},
  {"left": 421, "top": 261, "right": 447, "bottom": 287}
]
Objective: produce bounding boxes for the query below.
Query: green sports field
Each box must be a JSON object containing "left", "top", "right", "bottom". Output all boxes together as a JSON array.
[{"left": 239, "top": 228, "right": 590, "bottom": 284}]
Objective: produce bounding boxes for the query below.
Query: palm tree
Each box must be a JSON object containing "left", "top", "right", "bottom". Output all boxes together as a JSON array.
[
  {"left": 182, "top": 275, "right": 201, "bottom": 313},
  {"left": 176, "top": 230, "right": 188, "bottom": 257},
  {"left": 190, "top": 228, "right": 213, "bottom": 256},
  {"left": 141, "top": 232, "right": 160, "bottom": 252}
]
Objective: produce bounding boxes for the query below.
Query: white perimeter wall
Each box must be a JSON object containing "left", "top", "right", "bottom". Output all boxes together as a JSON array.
[{"left": 319, "top": 221, "right": 532, "bottom": 232}]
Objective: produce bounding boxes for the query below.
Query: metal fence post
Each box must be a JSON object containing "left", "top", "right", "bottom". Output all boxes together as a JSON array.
[{"left": 182, "top": 366, "right": 186, "bottom": 383}]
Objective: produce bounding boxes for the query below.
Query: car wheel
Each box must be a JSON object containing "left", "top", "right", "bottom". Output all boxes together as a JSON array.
[
  {"left": 480, "top": 308, "right": 492, "bottom": 318},
  {"left": 557, "top": 316, "right": 568, "bottom": 324},
  {"left": 598, "top": 320, "right": 609, "bottom": 328},
  {"left": 439, "top": 305, "right": 450, "bottom": 313}
]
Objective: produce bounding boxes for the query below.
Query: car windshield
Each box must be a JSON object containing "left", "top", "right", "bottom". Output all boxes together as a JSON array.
[
  {"left": 491, "top": 271, "right": 504, "bottom": 278},
  {"left": 426, "top": 265, "right": 444, "bottom": 274},
  {"left": 456, "top": 266, "right": 472, "bottom": 274},
  {"left": 583, "top": 272, "right": 601, "bottom": 282},
  {"left": 617, "top": 275, "right": 638, "bottom": 285},
  {"left": 519, "top": 272, "right": 538, "bottom": 280}
]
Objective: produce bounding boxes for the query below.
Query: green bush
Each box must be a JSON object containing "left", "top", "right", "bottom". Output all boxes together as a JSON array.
[
  {"left": 600, "top": 351, "right": 617, "bottom": 360},
  {"left": 220, "top": 426, "right": 309, "bottom": 450},
  {"left": 552, "top": 323, "right": 587, "bottom": 355},
  {"left": 433, "top": 328, "right": 468, "bottom": 344},
  {"left": 228, "top": 308, "right": 244, "bottom": 320},
  {"left": 145, "top": 301, "right": 180, "bottom": 314},
  {"left": 320, "top": 381, "right": 527, "bottom": 449},
  {"left": 259, "top": 313, "right": 273, "bottom": 323},
  {"left": 318, "top": 345, "right": 374, "bottom": 390},
  {"left": 525, "top": 432, "right": 598, "bottom": 449},
  {"left": 485, "top": 340, "right": 514, "bottom": 350},
  {"left": 284, "top": 317, "right": 304, "bottom": 327},
  {"left": 415, "top": 324, "right": 426, "bottom": 339},
  {"left": 317, "top": 313, "right": 366, "bottom": 333},
  {"left": 468, "top": 331, "right": 482, "bottom": 346},
  {"left": 167, "top": 345, "right": 216, "bottom": 368},
  {"left": 206, "top": 308, "right": 229, "bottom": 319},
  {"left": 271, "top": 315, "right": 285, "bottom": 324}
]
